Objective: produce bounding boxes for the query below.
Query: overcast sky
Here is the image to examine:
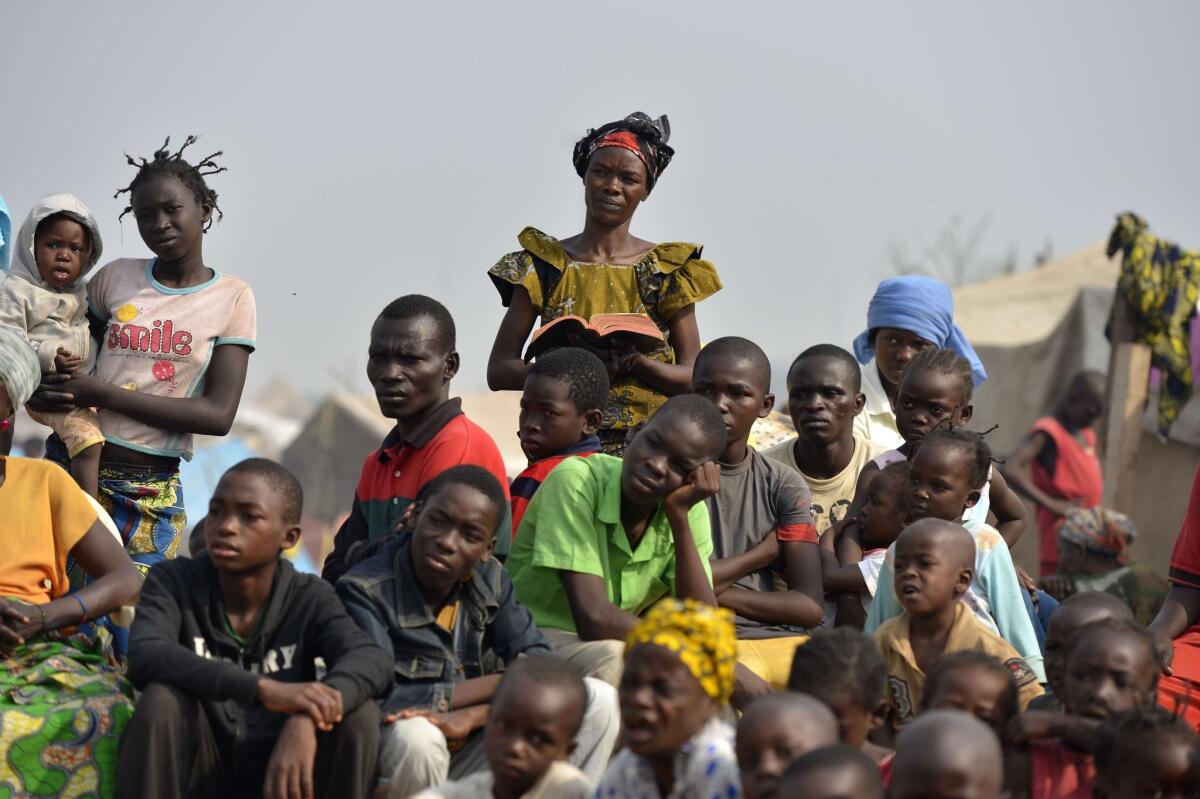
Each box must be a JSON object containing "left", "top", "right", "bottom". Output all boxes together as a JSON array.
[{"left": 4, "top": 1, "right": 1199, "bottom": 402}]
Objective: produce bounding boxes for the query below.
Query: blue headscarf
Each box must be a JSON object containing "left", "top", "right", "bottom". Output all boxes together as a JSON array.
[
  {"left": 0, "top": 194, "right": 11, "bottom": 272},
  {"left": 852, "top": 275, "right": 987, "bottom": 386}
]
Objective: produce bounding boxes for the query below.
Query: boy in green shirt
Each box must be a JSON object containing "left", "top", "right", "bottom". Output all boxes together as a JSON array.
[{"left": 506, "top": 394, "right": 725, "bottom": 688}]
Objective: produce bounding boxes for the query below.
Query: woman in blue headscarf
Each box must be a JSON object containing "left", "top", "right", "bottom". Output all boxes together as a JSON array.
[{"left": 851, "top": 276, "right": 987, "bottom": 448}]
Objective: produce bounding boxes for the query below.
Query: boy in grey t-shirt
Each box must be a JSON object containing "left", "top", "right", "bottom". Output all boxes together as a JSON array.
[{"left": 691, "top": 337, "right": 824, "bottom": 688}]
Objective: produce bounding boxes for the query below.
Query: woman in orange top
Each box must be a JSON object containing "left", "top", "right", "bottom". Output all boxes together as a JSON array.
[{"left": 0, "top": 325, "right": 142, "bottom": 797}]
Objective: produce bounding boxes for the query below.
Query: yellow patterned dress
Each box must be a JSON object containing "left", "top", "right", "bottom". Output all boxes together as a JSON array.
[
  {"left": 1107, "top": 212, "right": 1200, "bottom": 437},
  {"left": 489, "top": 227, "right": 722, "bottom": 453}
]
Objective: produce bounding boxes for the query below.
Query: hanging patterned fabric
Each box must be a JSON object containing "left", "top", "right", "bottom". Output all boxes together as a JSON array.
[{"left": 1106, "top": 212, "right": 1200, "bottom": 437}]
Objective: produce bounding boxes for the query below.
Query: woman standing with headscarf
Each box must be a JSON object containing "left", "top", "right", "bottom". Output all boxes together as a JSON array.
[
  {"left": 852, "top": 276, "right": 988, "bottom": 449},
  {"left": 487, "top": 112, "right": 723, "bottom": 454}
]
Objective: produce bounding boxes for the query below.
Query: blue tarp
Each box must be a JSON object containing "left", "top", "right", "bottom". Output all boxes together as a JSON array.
[{"left": 180, "top": 439, "right": 318, "bottom": 574}]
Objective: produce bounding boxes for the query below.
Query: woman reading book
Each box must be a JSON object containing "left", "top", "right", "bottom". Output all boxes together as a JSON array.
[{"left": 486, "top": 111, "right": 723, "bottom": 454}]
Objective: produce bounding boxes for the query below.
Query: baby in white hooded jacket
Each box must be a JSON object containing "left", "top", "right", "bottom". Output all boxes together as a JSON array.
[{"left": 0, "top": 194, "right": 106, "bottom": 494}]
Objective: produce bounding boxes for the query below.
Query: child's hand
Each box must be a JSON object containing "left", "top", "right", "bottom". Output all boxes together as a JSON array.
[
  {"left": 427, "top": 708, "right": 483, "bottom": 743},
  {"left": 54, "top": 348, "right": 83, "bottom": 375},
  {"left": 731, "top": 663, "right": 773, "bottom": 711},
  {"left": 820, "top": 516, "right": 857, "bottom": 551},
  {"left": 383, "top": 707, "right": 482, "bottom": 746},
  {"left": 264, "top": 714, "right": 317, "bottom": 799},
  {"left": 256, "top": 679, "right": 343, "bottom": 731},
  {"left": 1005, "top": 711, "right": 1063, "bottom": 745},
  {"left": 750, "top": 529, "right": 780, "bottom": 570},
  {"left": 664, "top": 462, "right": 721, "bottom": 516}
]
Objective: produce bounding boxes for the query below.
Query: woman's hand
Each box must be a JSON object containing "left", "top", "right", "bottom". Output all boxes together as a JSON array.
[
  {"left": 54, "top": 374, "right": 110, "bottom": 408},
  {"left": 0, "top": 598, "right": 43, "bottom": 653},
  {"left": 27, "top": 372, "right": 112, "bottom": 413},
  {"left": 1149, "top": 626, "right": 1176, "bottom": 675},
  {"left": 27, "top": 373, "right": 77, "bottom": 413},
  {"left": 1046, "top": 498, "right": 1082, "bottom": 519}
]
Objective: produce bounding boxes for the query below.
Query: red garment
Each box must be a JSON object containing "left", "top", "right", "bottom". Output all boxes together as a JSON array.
[
  {"left": 588, "top": 129, "right": 651, "bottom": 172},
  {"left": 1160, "top": 467, "right": 1200, "bottom": 731},
  {"left": 509, "top": 436, "right": 602, "bottom": 536},
  {"left": 320, "top": 399, "right": 511, "bottom": 582},
  {"left": 877, "top": 751, "right": 894, "bottom": 787},
  {"left": 1169, "top": 466, "right": 1200, "bottom": 589},
  {"left": 1158, "top": 627, "right": 1200, "bottom": 732},
  {"left": 1030, "top": 417, "right": 1103, "bottom": 575},
  {"left": 1028, "top": 740, "right": 1095, "bottom": 799}
]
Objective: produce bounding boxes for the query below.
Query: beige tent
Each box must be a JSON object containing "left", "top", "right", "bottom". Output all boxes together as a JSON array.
[{"left": 954, "top": 244, "right": 1200, "bottom": 573}]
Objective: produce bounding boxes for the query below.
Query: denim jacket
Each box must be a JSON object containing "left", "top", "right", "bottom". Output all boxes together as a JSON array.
[{"left": 336, "top": 533, "right": 550, "bottom": 714}]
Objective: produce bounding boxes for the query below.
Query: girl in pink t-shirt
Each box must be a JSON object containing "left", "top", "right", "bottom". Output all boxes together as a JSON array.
[{"left": 31, "top": 136, "right": 255, "bottom": 597}]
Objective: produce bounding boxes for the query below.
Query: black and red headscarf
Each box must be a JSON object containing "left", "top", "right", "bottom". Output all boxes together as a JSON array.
[{"left": 572, "top": 112, "right": 674, "bottom": 191}]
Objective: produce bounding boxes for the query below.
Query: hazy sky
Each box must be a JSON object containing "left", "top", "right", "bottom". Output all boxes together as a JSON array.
[{"left": 5, "top": 1, "right": 1199, "bottom": 402}]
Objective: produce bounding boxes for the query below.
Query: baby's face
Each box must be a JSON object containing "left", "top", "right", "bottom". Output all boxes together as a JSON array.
[
  {"left": 861, "top": 473, "right": 906, "bottom": 545},
  {"left": 34, "top": 216, "right": 90, "bottom": 289},
  {"left": 924, "top": 666, "right": 1011, "bottom": 737}
]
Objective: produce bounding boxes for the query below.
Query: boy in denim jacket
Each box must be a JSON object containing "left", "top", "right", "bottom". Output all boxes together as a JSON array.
[{"left": 337, "top": 466, "right": 619, "bottom": 798}]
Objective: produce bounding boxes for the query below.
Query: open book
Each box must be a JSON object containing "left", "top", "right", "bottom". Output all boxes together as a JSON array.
[{"left": 525, "top": 313, "right": 666, "bottom": 360}]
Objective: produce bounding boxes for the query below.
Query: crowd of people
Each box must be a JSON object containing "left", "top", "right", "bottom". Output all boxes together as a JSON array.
[{"left": 1, "top": 113, "right": 1199, "bottom": 799}]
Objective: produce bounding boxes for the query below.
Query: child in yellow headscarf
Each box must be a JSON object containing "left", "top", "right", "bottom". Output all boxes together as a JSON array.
[{"left": 595, "top": 598, "right": 743, "bottom": 798}]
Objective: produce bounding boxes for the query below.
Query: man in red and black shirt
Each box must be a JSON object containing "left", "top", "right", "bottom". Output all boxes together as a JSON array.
[{"left": 322, "top": 295, "right": 509, "bottom": 583}]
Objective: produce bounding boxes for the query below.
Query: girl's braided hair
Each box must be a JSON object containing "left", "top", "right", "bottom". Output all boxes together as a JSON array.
[
  {"left": 115, "top": 135, "right": 227, "bottom": 232},
  {"left": 919, "top": 426, "right": 998, "bottom": 490},
  {"left": 901, "top": 347, "right": 975, "bottom": 404}
]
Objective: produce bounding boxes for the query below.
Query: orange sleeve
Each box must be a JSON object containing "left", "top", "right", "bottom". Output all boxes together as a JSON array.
[{"left": 46, "top": 464, "right": 100, "bottom": 556}]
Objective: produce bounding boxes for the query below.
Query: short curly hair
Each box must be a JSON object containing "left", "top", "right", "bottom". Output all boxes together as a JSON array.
[
  {"left": 222, "top": 458, "right": 303, "bottom": 524},
  {"left": 529, "top": 347, "right": 610, "bottom": 414},
  {"left": 647, "top": 394, "right": 727, "bottom": 457},
  {"left": 922, "top": 651, "right": 1019, "bottom": 723},
  {"left": 788, "top": 627, "right": 887, "bottom": 711},
  {"left": 376, "top": 294, "right": 456, "bottom": 353}
]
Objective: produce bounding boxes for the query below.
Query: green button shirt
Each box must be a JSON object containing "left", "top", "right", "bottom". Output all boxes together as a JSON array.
[{"left": 507, "top": 454, "right": 714, "bottom": 634}]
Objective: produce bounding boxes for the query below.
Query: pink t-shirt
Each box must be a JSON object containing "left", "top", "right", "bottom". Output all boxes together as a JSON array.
[{"left": 88, "top": 258, "right": 256, "bottom": 460}]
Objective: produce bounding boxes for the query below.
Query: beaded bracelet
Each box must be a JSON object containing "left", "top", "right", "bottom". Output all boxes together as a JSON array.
[{"left": 71, "top": 594, "right": 89, "bottom": 622}]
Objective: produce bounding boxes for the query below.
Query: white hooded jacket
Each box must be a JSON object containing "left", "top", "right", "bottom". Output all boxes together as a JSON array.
[{"left": 0, "top": 194, "right": 104, "bottom": 373}]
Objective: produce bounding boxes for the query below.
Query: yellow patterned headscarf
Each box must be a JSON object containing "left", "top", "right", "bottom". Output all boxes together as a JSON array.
[{"left": 625, "top": 598, "right": 738, "bottom": 705}]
